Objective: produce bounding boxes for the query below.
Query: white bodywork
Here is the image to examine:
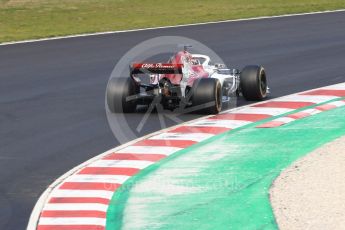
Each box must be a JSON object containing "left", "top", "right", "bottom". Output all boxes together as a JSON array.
[
  {"left": 149, "top": 54, "right": 241, "bottom": 100},
  {"left": 191, "top": 54, "right": 240, "bottom": 98}
]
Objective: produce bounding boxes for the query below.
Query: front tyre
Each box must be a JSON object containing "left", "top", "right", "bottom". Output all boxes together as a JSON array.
[
  {"left": 191, "top": 78, "right": 222, "bottom": 114},
  {"left": 106, "top": 77, "right": 139, "bottom": 113},
  {"left": 240, "top": 65, "right": 267, "bottom": 101}
]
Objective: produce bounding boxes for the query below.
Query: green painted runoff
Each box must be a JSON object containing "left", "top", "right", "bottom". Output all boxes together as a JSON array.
[{"left": 107, "top": 105, "right": 345, "bottom": 230}]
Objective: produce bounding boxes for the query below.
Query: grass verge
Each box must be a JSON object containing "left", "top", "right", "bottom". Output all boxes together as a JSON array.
[{"left": 1, "top": 0, "right": 345, "bottom": 43}]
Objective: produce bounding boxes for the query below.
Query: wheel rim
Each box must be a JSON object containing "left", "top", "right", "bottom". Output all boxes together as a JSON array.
[
  {"left": 215, "top": 82, "right": 222, "bottom": 112},
  {"left": 259, "top": 70, "right": 267, "bottom": 96}
]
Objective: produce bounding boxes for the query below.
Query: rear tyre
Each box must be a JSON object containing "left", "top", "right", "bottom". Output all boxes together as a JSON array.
[
  {"left": 240, "top": 65, "right": 267, "bottom": 101},
  {"left": 106, "top": 77, "right": 139, "bottom": 113},
  {"left": 191, "top": 78, "right": 222, "bottom": 114}
]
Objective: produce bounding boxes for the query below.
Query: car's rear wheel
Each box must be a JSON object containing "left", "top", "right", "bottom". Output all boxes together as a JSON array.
[
  {"left": 106, "top": 77, "right": 139, "bottom": 113},
  {"left": 191, "top": 78, "right": 222, "bottom": 114},
  {"left": 240, "top": 65, "right": 267, "bottom": 101}
]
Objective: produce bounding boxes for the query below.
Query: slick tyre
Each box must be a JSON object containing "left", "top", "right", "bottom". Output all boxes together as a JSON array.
[
  {"left": 240, "top": 65, "right": 267, "bottom": 101},
  {"left": 192, "top": 78, "right": 222, "bottom": 114},
  {"left": 106, "top": 77, "right": 139, "bottom": 113}
]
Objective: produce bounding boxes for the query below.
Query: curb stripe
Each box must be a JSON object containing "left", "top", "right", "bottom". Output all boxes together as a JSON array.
[
  {"left": 252, "top": 101, "right": 315, "bottom": 109},
  {"left": 315, "top": 103, "right": 337, "bottom": 111},
  {"left": 49, "top": 197, "right": 110, "bottom": 205},
  {"left": 209, "top": 113, "right": 271, "bottom": 121},
  {"left": 301, "top": 89, "right": 345, "bottom": 97},
  {"left": 257, "top": 99, "right": 345, "bottom": 128},
  {"left": 78, "top": 167, "right": 139, "bottom": 176},
  {"left": 133, "top": 139, "right": 196, "bottom": 148},
  {"left": 169, "top": 126, "right": 230, "bottom": 134},
  {"left": 31, "top": 82, "right": 345, "bottom": 230},
  {"left": 256, "top": 121, "right": 285, "bottom": 128},
  {"left": 41, "top": 210, "right": 106, "bottom": 218},
  {"left": 103, "top": 153, "right": 166, "bottom": 162},
  {"left": 287, "top": 111, "right": 312, "bottom": 119},
  {"left": 59, "top": 182, "right": 121, "bottom": 191},
  {"left": 37, "top": 225, "right": 104, "bottom": 230}
]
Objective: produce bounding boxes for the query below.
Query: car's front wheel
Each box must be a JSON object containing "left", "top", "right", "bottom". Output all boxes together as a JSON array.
[{"left": 240, "top": 65, "right": 267, "bottom": 101}]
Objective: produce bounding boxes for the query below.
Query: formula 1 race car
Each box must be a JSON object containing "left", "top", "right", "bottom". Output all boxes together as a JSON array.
[{"left": 107, "top": 47, "right": 268, "bottom": 114}]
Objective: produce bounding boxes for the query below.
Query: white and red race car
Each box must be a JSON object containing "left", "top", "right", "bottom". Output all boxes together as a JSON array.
[{"left": 107, "top": 48, "right": 268, "bottom": 114}]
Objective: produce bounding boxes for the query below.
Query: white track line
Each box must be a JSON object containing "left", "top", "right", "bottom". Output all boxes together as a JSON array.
[
  {"left": 327, "top": 100, "right": 345, "bottom": 106},
  {"left": 50, "top": 190, "right": 114, "bottom": 199},
  {"left": 231, "top": 107, "right": 293, "bottom": 116},
  {"left": 38, "top": 217, "right": 106, "bottom": 226},
  {"left": 323, "top": 83, "right": 345, "bottom": 90},
  {"left": 43, "top": 203, "right": 108, "bottom": 212},
  {"left": 65, "top": 174, "right": 130, "bottom": 184},
  {"left": 88, "top": 160, "right": 153, "bottom": 169},
  {"left": 277, "top": 95, "right": 339, "bottom": 103},
  {"left": 149, "top": 132, "right": 214, "bottom": 142},
  {"left": 187, "top": 119, "right": 251, "bottom": 129},
  {"left": 3, "top": 9, "right": 345, "bottom": 46},
  {"left": 301, "top": 108, "right": 322, "bottom": 116},
  {"left": 272, "top": 117, "right": 296, "bottom": 123}
]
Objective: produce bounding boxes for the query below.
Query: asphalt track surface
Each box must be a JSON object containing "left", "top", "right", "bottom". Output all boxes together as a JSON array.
[{"left": 1, "top": 11, "right": 345, "bottom": 230}]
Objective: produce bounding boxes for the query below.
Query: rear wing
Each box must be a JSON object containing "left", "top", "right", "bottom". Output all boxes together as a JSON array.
[{"left": 130, "top": 63, "right": 183, "bottom": 75}]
